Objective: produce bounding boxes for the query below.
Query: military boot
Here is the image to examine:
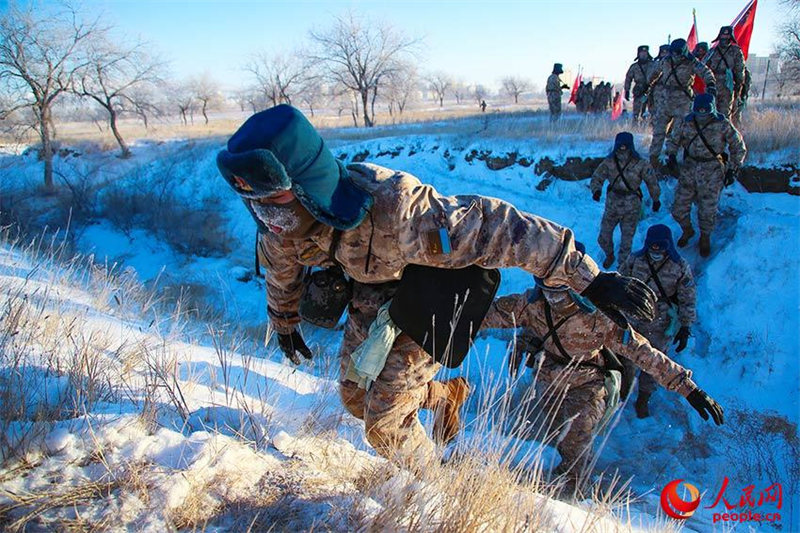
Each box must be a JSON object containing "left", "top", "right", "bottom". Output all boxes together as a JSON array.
[
  {"left": 429, "top": 378, "right": 470, "bottom": 445},
  {"left": 677, "top": 227, "right": 695, "bottom": 247},
  {"left": 699, "top": 232, "right": 711, "bottom": 257},
  {"left": 635, "top": 392, "right": 651, "bottom": 419},
  {"left": 602, "top": 254, "right": 615, "bottom": 269}
]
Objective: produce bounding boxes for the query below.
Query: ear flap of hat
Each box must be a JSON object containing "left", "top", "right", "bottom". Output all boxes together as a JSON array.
[{"left": 216, "top": 148, "right": 292, "bottom": 199}]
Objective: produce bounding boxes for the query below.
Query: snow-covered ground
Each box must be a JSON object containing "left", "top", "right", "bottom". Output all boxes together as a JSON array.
[{"left": 1, "top": 114, "right": 798, "bottom": 531}]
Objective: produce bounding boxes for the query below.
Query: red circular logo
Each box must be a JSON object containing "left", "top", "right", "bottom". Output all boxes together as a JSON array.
[{"left": 661, "top": 479, "right": 701, "bottom": 520}]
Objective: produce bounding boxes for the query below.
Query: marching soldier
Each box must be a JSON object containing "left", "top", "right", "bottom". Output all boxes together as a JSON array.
[
  {"left": 704, "top": 26, "right": 746, "bottom": 119},
  {"left": 625, "top": 45, "right": 654, "bottom": 124}
]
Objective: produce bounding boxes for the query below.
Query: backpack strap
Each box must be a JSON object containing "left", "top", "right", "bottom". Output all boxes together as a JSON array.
[
  {"left": 667, "top": 58, "right": 694, "bottom": 99},
  {"left": 645, "top": 257, "right": 678, "bottom": 307},
  {"left": 609, "top": 155, "right": 642, "bottom": 198},
  {"left": 690, "top": 116, "right": 722, "bottom": 159}
]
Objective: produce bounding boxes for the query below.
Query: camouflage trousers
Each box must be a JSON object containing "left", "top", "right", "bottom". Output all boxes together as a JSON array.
[
  {"left": 627, "top": 314, "right": 672, "bottom": 397},
  {"left": 339, "top": 281, "right": 445, "bottom": 463},
  {"left": 716, "top": 87, "right": 735, "bottom": 119},
  {"left": 649, "top": 95, "right": 692, "bottom": 159},
  {"left": 632, "top": 95, "right": 648, "bottom": 123},
  {"left": 598, "top": 193, "right": 641, "bottom": 265},
  {"left": 525, "top": 361, "right": 607, "bottom": 477},
  {"left": 548, "top": 93, "right": 562, "bottom": 121},
  {"left": 671, "top": 160, "right": 726, "bottom": 234}
]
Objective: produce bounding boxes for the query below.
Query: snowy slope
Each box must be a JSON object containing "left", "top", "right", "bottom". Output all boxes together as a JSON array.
[{"left": 1, "top": 116, "right": 798, "bottom": 530}]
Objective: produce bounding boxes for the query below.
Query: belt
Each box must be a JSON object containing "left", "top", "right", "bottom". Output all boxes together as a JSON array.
[
  {"left": 608, "top": 188, "right": 641, "bottom": 197},
  {"left": 685, "top": 154, "right": 722, "bottom": 163}
]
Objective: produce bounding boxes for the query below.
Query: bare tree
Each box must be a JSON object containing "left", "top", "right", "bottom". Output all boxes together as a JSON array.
[
  {"left": 246, "top": 51, "right": 308, "bottom": 107},
  {"left": 500, "top": 76, "right": 532, "bottom": 104},
  {"left": 472, "top": 84, "right": 489, "bottom": 104},
  {"left": 74, "top": 33, "right": 164, "bottom": 157},
  {"left": 309, "top": 13, "right": 419, "bottom": 127},
  {"left": 171, "top": 81, "right": 195, "bottom": 125},
  {"left": 387, "top": 62, "right": 419, "bottom": 116},
  {"left": 452, "top": 81, "right": 469, "bottom": 105},
  {"left": 426, "top": 71, "right": 451, "bottom": 107},
  {"left": 0, "top": 4, "right": 98, "bottom": 190},
  {"left": 190, "top": 73, "right": 222, "bottom": 124}
]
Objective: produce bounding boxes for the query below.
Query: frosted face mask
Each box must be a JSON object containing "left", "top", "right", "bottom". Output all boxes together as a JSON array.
[
  {"left": 648, "top": 243, "right": 666, "bottom": 262},
  {"left": 250, "top": 198, "right": 320, "bottom": 238}
]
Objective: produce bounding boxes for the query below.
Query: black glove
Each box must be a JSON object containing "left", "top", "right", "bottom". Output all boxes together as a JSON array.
[
  {"left": 673, "top": 326, "right": 690, "bottom": 352},
  {"left": 509, "top": 330, "right": 543, "bottom": 377},
  {"left": 724, "top": 167, "right": 738, "bottom": 187},
  {"left": 652, "top": 200, "right": 661, "bottom": 212},
  {"left": 581, "top": 272, "right": 657, "bottom": 329},
  {"left": 277, "top": 330, "right": 312, "bottom": 365},
  {"left": 561, "top": 84, "right": 570, "bottom": 90},
  {"left": 706, "top": 84, "right": 717, "bottom": 99},
  {"left": 592, "top": 190, "right": 601, "bottom": 202},
  {"left": 666, "top": 154, "right": 680, "bottom": 177},
  {"left": 624, "top": 90, "right": 631, "bottom": 101},
  {"left": 686, "top": 388, "right": 724, "bottom": 425}
]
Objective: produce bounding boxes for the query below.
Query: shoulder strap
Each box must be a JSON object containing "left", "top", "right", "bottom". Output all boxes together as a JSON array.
[
  {"left": 543, "top": 301, "right": 577, "bottom": 364},
  {"left": 645, "top": 257, "right": 677, "bottom": 306},
  {"left": 254, "top": 230, "right": 262, "bottom": 277},
  {"left": 328, "top": 229, "right": 344, "bottom": 267},
  {"left": 668, "top": 58, "right": 694, "bottom": 98},
  {"left": 610, "top": 156, "right": 642, "bottom": 198},
  {"left": 692, "top": 117, "right": 721, "bottom": 158}
]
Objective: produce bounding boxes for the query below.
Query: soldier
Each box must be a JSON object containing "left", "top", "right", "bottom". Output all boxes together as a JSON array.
[
  {"left": 619, "top": 225, "right": 696, "bottom": 418},
  {"left": 665, "top": 94, "right": 747, "bottom": 256},
  {"left": 546, "top": 63, "right": 570, "bottom": 121},
  {"left": 704, "top": 26, "right": 746, "bottom": 119},
  {"left": 590, "top": 132, "right": 660, "bottom": 269},
  {"left": 216, "top": 104, "right": 657, "bottom": 465},
  {"left": 647, "top": 44, "right": 672, "bottom": 125},
  {"left": 648, "top": 39, "right": 716, "bottom": 171},
  {"left": 693, "top": 42, "right": 709, "bottom": 62},
  {"left": 481, "top": 254, "right": 723, "bottom": 484},
  {"left": 624, "top": 45, "right": 654, "bottom": 124}
]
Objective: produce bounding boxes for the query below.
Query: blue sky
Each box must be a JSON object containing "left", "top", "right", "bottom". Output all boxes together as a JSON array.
[{"left": 5, "top": 0, "right": 784, "bottom": 90}]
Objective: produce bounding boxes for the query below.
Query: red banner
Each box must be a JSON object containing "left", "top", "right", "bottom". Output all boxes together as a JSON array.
[
  {"left": 731, "top": 0, "right": 758, "bottom": 60},
  {"left": 569, "top": 72, "right": 582, "bottom": 104},
  {"left": 611, "top": 90, "right": 623, "bottom": 121}
]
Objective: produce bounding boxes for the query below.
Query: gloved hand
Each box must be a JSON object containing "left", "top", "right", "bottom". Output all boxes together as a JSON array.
[
  {"left": 666, "top": 154, "right": 680, "bottom": 177},
  {"left": 509, "top": 330, "right": 543, "bottom": 377},
  {"left": 652, "top": 200, "right": 661, "bottom": 212},
  {"left": 592, "top": 190, "right": 601, "bottom": 202},
  {"left": 706, "top": 84, "right": 717, "bottom": 99},
  {"left": 686, "top": 388, "right": 724, "bottom": 425},
  {"left": 624, "top": 90, "right": 631, "bottom": 101},
  {"left": 277, "top": 330, "right": 312, "bottom": 365},
  {"left": 581, "top": 272, "right": 657, "bottom": 329},
  {"left": 673, "top": 326, "right": 690, "bottom": 352},
  {"left": 724, "top": 167, "right": 738, "bottom": 187}
]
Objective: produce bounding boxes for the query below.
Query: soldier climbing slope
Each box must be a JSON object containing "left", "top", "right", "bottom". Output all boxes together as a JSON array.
[
  {"left": 665, "top": 93, "right": 747, "bottom": 257},
  {"left": 590, "top": 132, "right": 660, "bottom": 269},
  {"left": 216, "top": 104, "right": 659, "bottom": 467},
  {"left": 704, "top": 26, "right": 746, "bottom": 119},
  {"left": 624, "top": 45, "right": 654, "bottom": 124}
]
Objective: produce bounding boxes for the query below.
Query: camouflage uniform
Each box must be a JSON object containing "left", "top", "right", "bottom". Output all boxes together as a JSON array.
[
  {"left": 482, "top": 292, "right": 697, "bottom": 475},
  {"left": 666, "top": 114, "right": 747, "bottom": 238},
  {"left": 259, "top": 163, "right": 599, "bottom": 462},
  {"left": 704, "top": 43, "right": 745, "bottom": 118},
  {"left": 619, "top": 254, "right": 696, "bottom": 396},
  {"left": 546, "top": 74, "right": 565, "bottom": 121},
  {"left": 648, "top": 57, "right": 715, "bottom": 161},
  {"left": 590, "top": 155, "right": 660, "bottom": 266},
  {"left": 625, "top": 60, "right": 653, "bottom": 122}
]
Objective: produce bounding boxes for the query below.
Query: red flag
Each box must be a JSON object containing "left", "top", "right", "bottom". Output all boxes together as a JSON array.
[
  {"left": 569, "top": 72, "right": 582, "bottom": 104},
  {"left": 731, "top": 0, "right": 758, "bottom": 60},
  {"left": 611, "top": 91, "right": 623, "bottom": 121},
  {"left": 687, "top": 9, "right": 698, "bottom": 51}
]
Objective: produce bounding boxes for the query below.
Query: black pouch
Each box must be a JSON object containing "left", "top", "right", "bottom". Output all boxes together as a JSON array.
[
  {"left": 299, "top": 266, "right": 353, "bottom": 329},
  {"left": 601, "top": 347, "right": 634, "bottom": 401},
  {"left": 389, "top": 265, "right": 501, "bottom": 368}
]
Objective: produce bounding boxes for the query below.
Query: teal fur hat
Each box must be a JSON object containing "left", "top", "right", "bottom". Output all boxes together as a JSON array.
[{"left": 217, "top": 104, "right": 373, "bottom": 230}]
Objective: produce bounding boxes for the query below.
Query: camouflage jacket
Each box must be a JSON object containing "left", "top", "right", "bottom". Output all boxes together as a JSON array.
[
  {"left": 590, "top": 154, "right": 660, "bottom": 201},
  {"left": 624, "top": 60, "right": 652, "bottom": 97},
  {"left": 649, "top": 56, "right": 715, "bottom": 101},
  {"left": 665, "top": 115, "right": 747, "bottom": 168},
  {"left": 619, "top": 254, "right": 696, "bottom": 327},
  {"left": 482, "top": 293, "right": 697, "bottom": 396},
  {"left": 258, "top": 163, "right": 599, "bottom": 334},
  {"left": 546, "top": 74, "right": 564, "bottom": 94},
  {"left": 704, "top": 44, "right": 745, "bottom": 93}
]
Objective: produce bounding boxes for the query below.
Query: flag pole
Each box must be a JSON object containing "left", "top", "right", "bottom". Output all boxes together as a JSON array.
[{"left": 693, "top": 8, "right": 698, "bottom": 41}]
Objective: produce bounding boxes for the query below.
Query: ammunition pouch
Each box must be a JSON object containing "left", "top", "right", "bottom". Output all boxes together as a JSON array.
[
  {"left": 389, "top": 265, "right": 501, "bottom": 368},
  {"left": 601, "top": 347, "right": 633, "bottom": 401},
  {"left": 299, "top": 266, "right": 353, "bottom": 329}
]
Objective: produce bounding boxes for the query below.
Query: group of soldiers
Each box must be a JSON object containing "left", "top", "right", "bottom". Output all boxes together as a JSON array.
[
  {"left": 575, "top": 81, "right": 614, "bottom": 114},
  {"left": 216, "top": 99, "right": 730, "bottom": 493}
]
